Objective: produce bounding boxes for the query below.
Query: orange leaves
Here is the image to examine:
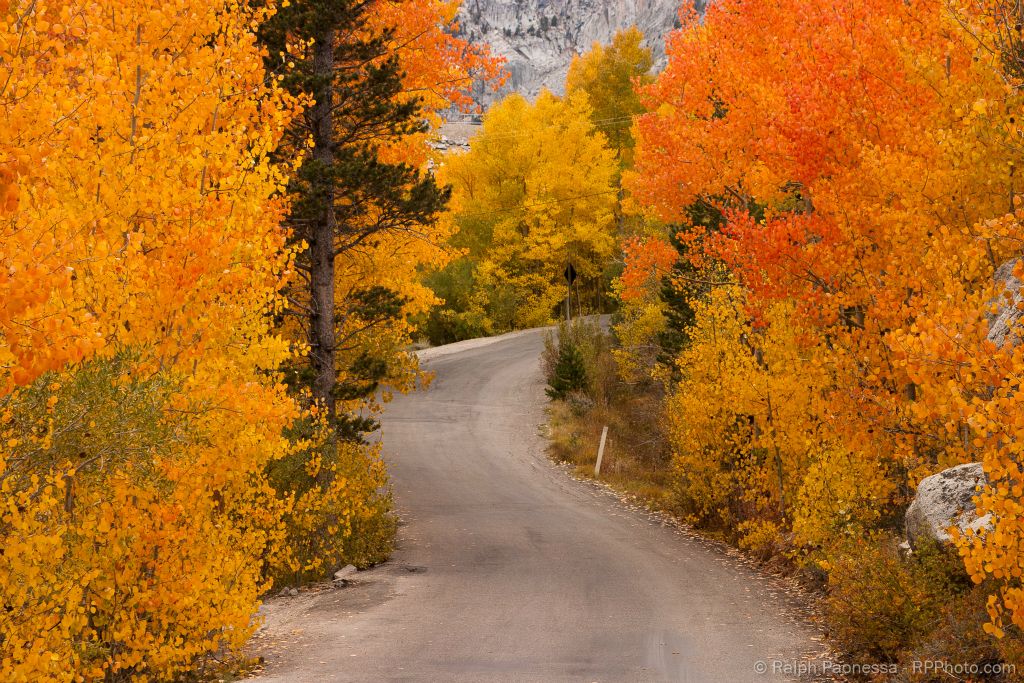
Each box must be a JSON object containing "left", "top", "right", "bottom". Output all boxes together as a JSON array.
[
  {"left": 0, "top": 161, "right": 21, "bottom": 214},
  {"left": 633, "top": 0, "right": 1024, "bottom": 638},
  {"left": 367, "top": 0, "right": 504, "bottom": 176},
  {"left": 1, "top": 0, "right": 301, "bottom": 394},
  {"left": 0, "top": 0, "right": 306, "bottom": 678},
  {"left": 618, "top": 236, "right": 677, "bottom": 303},
  {"left": 371, "top": 0, "right": 505, "bottom": 116}
]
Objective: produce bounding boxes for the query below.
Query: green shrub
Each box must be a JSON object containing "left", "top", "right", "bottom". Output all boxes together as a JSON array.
[
  {"left": 421, "top": 259, "right": 488, "bottom": 345},
  {"left": 543, "top": 319, "right": 616, "bottom": 402},
  {"left": 546, "top": 340, "right": 588, "bottom": 400},
  {"left": 822, "top": 534, "right": 1024, "bottom": 678}
]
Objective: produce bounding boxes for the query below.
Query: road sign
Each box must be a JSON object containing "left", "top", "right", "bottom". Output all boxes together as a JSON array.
[{"left": 563, "top": 263, "right": 577, "bottom": 285}]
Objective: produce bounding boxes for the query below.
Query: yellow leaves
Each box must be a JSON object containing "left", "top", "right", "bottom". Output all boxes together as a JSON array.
[
  {"left": 565, "top": 27, "right": 652, "bottom": 161},
  {"left": 304, "top": 451, "right": 323, "bottom": 479},
  {"left": 664, "top": 289, "right": 833, "bottom": 527},
  {"left": 267, "top": 438, "right": 389, "bottom": 584},
  {"left": 983, "top": 621, "right": 1005, "bottom": 639},
  {"left": 612, "top": 298, "right": 668, "bottom": 384},
  {"left": 0, "top": 0, "right": 307, "bottom": 678},
  {"left": 437, "top": 89, "right": 619, "bottom": 332}
]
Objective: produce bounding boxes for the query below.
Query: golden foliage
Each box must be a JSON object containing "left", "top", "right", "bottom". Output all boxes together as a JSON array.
[
  {"left": 0, "top": 0, "right": 323, "bottom": 678},
  {"left": 627, "top": 0, "right": 1024, "bottom": 638},
  {"left": 565, "top": 26, "right": 652, "bottom": 163},
  {"left": 437, "top": 90, "right": 619, "bottom": 332}
]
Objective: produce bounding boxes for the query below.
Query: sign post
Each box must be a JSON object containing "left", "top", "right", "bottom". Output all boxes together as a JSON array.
[
  {"left": 594, "top": 425, "right": 609, "bottom": 477},
  {"left": 563, "top": 263, "right": 577, "bottom": 322}
]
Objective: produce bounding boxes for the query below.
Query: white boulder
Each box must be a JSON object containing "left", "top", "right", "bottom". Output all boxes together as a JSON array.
[{"left": 905, "top": 462, "right": 991, "bottom": 548}]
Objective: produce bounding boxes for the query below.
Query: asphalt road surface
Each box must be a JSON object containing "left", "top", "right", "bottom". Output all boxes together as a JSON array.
[{"left": 252, "top": 328, "right": 828, "bottom": 682}]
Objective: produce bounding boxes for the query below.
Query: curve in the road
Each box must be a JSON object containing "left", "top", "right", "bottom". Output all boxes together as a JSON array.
[{"left": 252, "top": 327, "right": 829, "bottom": 682}]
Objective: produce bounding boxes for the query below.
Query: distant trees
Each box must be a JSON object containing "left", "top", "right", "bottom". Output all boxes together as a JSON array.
[
  {"left": 424, "top": 91, "right": 618, "bottom": 343},
  {"left": 566, "top": 26, "right": 653, "bottom": 164},
  {"left": 420, "top": 28, "right": 658, "bottom": 344}
]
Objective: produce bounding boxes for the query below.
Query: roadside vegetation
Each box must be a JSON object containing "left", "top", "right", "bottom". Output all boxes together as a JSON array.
[
  {"left": 429, "top": 3, "right": 1024, "bottom": 678},
  {"left": 613, "top": 0, "right": 1024, "bottom": 674},
  {"left": 544, "top": 320, "right": 672, "bottom": 505},
  {"left": 545, "top": 318, "right": 1024, "bottom": 678},
  {"left": 0, "top": 0, "right": 499, "bottom": 679}
]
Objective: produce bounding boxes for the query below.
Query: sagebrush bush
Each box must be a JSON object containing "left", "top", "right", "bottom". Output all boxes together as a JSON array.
[
  {"left": 265, "top": 417, "right": 396, "bottom": 585},
  {"left": 0, "top": 355, "right": 293, "bottom": 681},
  {"left": 825, "top": 537, "right": 952, "bottom": 661},
  {"left": 903, "top": 587, "right": 1013, "bottom": 682},
  {"left": 823, "top": 534, "right": 1023, "bottom": 676}
]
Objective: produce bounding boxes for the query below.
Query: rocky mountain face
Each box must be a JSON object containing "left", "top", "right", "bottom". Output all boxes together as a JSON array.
[{"left": 455, "top": 0, "right": 702, "bottom": 108}]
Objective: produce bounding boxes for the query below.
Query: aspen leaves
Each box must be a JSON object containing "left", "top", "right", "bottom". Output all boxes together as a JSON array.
[
  {"left": 0, "top": 0, "right": 300, "bottom": 679},
  {"left": 628, "top": 0, "right": 1024, "bottom": 636},
  {"left": 435, "top": 91, "right": 618, "bottom": 333}
]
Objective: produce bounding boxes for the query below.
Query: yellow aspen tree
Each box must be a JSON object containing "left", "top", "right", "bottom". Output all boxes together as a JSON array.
[
  {"left": 437, "top": 90, "right": 618, "bottom": 332},
  {"left": 565, "top": 26, "right": 653, "bottom": 165},
  {"left": 0, "top": 0, "right": 303, "bottom": 679}
]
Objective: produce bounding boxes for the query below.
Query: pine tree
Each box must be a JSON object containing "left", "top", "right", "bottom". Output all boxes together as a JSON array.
[
  {"left": 546, "top": 341, "right": 589, "bottom": 400},
  {"left": 261, "top": 0, "right": 450, "bottom": 436}
]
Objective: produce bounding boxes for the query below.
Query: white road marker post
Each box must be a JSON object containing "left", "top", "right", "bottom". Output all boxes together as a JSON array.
[{"left": 594, "top": 425, "right": 609, "bottom": 478}]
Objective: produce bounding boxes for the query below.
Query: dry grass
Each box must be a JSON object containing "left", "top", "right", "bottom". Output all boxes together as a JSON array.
[{"left": 546, "top": 388, "right": 673, "bottom": 509}]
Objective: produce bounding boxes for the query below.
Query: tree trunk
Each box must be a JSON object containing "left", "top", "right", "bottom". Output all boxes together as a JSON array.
[{"left": 309, "top": 28, "right": 337, "bottom": 421}]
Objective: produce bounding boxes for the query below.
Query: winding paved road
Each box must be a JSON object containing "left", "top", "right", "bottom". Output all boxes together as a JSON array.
[{"left": 252, "top": 328, "right": 828, "bottom": 682}]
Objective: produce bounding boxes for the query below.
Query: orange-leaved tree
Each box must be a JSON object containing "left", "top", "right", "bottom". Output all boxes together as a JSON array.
[
  {"left": 0, "top": 0, "right": 303, "bottom": 679},
  {"left": 628, "top": 0, "right": 1024, "bottom": 635}
]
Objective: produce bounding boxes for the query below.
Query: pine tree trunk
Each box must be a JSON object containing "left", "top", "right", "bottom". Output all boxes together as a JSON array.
[{"left": 309, "top": 28, "right": 337, "bottom": 421}]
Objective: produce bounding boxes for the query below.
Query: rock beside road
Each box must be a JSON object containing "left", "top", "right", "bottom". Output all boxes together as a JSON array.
[
  {"left": 902, "top": 259, "right": 1022, "bottom": 549},
  {"left": 987, "top": 258, "right": 1024, "bottom": 350},
  {"left": 333, "top": 564, "right": 358, "bottom": 585},
  {"left": 906, "top": 462, "right": 991, "bottom": 548}
]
